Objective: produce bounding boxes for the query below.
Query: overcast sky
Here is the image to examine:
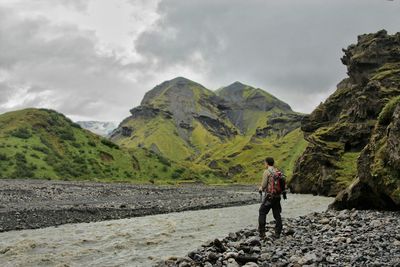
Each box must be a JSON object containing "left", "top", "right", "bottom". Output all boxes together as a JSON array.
[{"left": 0, "top": 0, "right": 399, "bottom": 122}]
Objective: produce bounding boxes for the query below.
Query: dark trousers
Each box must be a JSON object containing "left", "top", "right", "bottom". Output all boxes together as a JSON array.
[{"left": 258, "top": 197, "right": 282, "bottom": 236}]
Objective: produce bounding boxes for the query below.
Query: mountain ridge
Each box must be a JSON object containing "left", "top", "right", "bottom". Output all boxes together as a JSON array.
[{"left": 111, "top": 77, "right": 306, "bottom": 183}]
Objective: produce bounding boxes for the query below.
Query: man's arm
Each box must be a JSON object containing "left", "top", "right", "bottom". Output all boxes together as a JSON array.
[{"left": 259, "top": 170, "right": 269, "bottom": 191}]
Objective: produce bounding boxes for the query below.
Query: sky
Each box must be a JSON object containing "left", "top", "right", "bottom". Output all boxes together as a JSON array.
[{"left": 0, "top": 0, "right": 399, "bottom": 123}]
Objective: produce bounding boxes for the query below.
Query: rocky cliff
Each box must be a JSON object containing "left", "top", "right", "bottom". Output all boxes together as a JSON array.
[
  {"left": 332, "top": 96, "right": 400, "bottom": 210},
  {"left": 289, "top": 30, "right": 400, "bottom": 199}
]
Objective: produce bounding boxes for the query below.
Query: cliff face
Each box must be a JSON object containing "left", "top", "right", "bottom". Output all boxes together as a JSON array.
[
  {"left": 289, "top": 30, "right": 400, "bottom": 197},
  {"left": 332, "top": 97, "right": 400, "bottom": 210},
  {"left": 216, "top": 82, "right": 294, "bottom": 134}
]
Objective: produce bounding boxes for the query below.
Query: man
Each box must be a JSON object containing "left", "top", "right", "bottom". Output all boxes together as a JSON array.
[{"left": 258, "top": 157, "right": 286, "bottom": 239}]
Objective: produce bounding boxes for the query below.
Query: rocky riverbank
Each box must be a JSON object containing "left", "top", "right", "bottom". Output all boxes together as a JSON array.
[
  {"left": 0, "top": 179, "right": 258, "bottom": 232},
  {"left": 159, "top": 209, "right": 400, "bottom": 266}
]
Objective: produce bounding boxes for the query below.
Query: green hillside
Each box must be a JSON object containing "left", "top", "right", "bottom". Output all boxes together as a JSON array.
[
  {"left": 111, "top": 77, "right": 238, "bottom": 162},
  {"left": 0, "top": 108, "right": 179, "bottom": 183},
  {"left": 111, "top": 77, "right": 307, "bottom": 183}
]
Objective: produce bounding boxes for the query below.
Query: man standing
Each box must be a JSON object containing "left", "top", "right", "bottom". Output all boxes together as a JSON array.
[{"left": 258, "top": 157, "right": 286, "bottom": 239}]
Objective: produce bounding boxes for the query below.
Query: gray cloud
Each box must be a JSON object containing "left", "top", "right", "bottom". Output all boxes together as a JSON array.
[
  {"left": 135, "top": 0, "right": 400, "bottom": 112},
  {"left": 0, "top": 0, "right": 399, "bottom": 122}
]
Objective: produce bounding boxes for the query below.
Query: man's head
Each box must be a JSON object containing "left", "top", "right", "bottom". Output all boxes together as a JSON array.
[{"left": 264, "top": 157, "right": 274, "bottom": 167}]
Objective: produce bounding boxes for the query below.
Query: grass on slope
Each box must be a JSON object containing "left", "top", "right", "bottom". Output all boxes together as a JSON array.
[
  {"left": 335, "top": 152, "right": 360, "bottom": 188},
  {"left": 195, "top": 128, "right": 307, "bottom": 184},
  {"left": 0, "top": 109, "right": 139, "bottom": 181},
  {"left": 115, "top": 115, "right": 193, "bottom": 162}
]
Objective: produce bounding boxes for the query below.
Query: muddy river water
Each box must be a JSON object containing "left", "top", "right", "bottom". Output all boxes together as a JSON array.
[{"left": 0, "top": 194, "right": 333, "bottom": 267}]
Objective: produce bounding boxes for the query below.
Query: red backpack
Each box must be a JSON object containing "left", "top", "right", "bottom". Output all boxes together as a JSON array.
[{"left": 268, "top": 169, "right": 286, "bottom": 194}]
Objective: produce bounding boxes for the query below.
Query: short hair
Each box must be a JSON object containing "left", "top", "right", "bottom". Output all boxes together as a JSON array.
[{"left": 265, "top": 157, "right": 274, "bottom": 166}]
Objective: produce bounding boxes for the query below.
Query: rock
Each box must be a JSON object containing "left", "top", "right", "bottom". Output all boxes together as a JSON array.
[
  {"left": 319, "top": 218, "right": 330, "bottom": 224},
  {"left": 228, "top": 232, "right": 238, "bottom": 240},
  {"left": 213, "top": 239, "right": 226, "bottom": 253},
  {"left": 290, "top": 30, "right": 400, "bottom": 203},
  {"left": 235, "top": 255, "right": 259, "bottom": 265},
  {"left": 207, "top": 252, "right": 219, "bottom": 261},
  {"left": 224, "top": 252, "right": 238, "bottom": 260},
  {"left": 289, "top": 255, "right": 301, "bottom": 263},
  {"left": 370, "top": 220, "right": 382, "bottom": 228},
  {"left": 226, "top": 258, "right": 240, "bottom": 267},
  {"left": 161, "top": 210, "right": 400, "bottom": 267},
  {"left": 260, "top": 252, "right": 271, "bottom": 261},
  {"left": 227, "top": 165, "right": 244, "bottom": 177},
  {"left": 178, "top": 261, "right": 191, "bottom": 267},
  {"left": 285, "top": 228, "right": 296, "bottom": 236},
  {"left": 208, "top": 160, "right": 219, "bottom": 169},
  {"left": 299, "top": 252, "right": 317, "bottom": 265},
  {"left": 242, "top": 262, "right": 259, "bottom": 267},
  {"left": 245, "top": 236, "right": 261, "bottom": 247},
  {"left": 251, "top": 246, "right": 261, "bottom": 254},
  {"left": 188, "top": 252, "right": 202, "bottom": 262},
  {"left": 121, "top": 126, "right": 133, "bottom": 137}
]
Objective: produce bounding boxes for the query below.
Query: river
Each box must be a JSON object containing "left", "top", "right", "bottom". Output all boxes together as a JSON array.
[{"left": 0, "top": 194, "right": 333, "bottom": 267}]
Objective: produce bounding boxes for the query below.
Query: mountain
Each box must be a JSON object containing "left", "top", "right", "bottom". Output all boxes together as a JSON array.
[
  {"left": 0, "top": 108, "right": 175, "bottom": 182},
  {"left": 111, "top": 77, "right": 237, "bottom": 161},
  {"left": 289, "top": 30, "right": 400, "bottom": 205},
  {"left": 216, "top": 81, "right": 301, "bottom": 136},
  {"left": 111, "top": 77, "right": 306, "bottom": 183},
  {"left": 76, "top": 121, "right": 117, "bottom": 137}
]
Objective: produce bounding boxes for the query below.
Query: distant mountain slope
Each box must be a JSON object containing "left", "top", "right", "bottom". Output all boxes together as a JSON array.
[
  {"left": 111, "top": 77, "right": 306, "bottom": 183},
  {"left": 76, "top": 121, "right": 116, "bottom": 137},
  {"left": 0, "top": 108, "right": 175, "bottom": 182},
  {"left": 111, "top": 77, "right": 238, "bottom": 161},
  {"left": 216, "top": 81, "right": 293, "bottom": 134},
  {"left": 290, "top": 30, "right": 400, "bottom": 200}
]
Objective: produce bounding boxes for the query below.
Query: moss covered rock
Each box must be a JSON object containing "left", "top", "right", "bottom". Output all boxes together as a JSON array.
[
  {"left": 290, "top": 30, "right": 400, "bottom": 197},
  {"left": 332, "top": 101, "right": 400, "bottom": 210}
]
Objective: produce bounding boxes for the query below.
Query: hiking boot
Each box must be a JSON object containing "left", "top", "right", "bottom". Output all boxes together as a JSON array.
[
  {"left": 259, "top": 232, "right": 265, "bottom": 239},
  {"left": 272, "top": 233, "right": 280, "bottom": 240}
]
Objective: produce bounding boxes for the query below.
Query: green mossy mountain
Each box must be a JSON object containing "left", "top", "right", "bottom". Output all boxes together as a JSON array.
[
  {"left": 0, "top": 108, "right": 177, "bottom": 183},
  {"left": 289, "top": 30, "right": 400, "bottom": 204},
  {"left": 111, "top": 77, "right": 306, "bottom": 183}
]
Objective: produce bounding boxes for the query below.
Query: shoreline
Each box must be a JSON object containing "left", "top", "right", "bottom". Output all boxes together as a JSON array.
[
  {"left": 0, "top": 179, "right": 259, "bottom": 232},
  {"left": 158, "top": 209, "right": 400, "bottom": 266}
]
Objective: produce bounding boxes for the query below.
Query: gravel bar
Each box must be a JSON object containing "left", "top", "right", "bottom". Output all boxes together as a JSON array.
[{"left": 0, "top": 179, "right": 259, "bottom": 232}]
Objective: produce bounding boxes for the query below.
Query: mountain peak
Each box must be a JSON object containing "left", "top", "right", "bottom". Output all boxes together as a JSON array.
[
  {"left": 216, "top": 82, "right": 292, "bottom": 112},
  {"left": 170, "top": 76, "right": 194, "bottom": 83},
  {"left": 222, "top": 81, "right": 249, "bottom": 91}
]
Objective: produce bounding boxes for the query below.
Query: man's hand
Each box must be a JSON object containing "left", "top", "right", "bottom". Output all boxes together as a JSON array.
[
  {"left": 258, "top": 186, "right": 263, "bottom": 192},
  {"left": 282, "top": 192, "right": 287, "bottom": 200}
]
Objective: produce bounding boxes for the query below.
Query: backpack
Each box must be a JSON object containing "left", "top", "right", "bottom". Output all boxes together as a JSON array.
[{"left": 268, "top": 169, "right": 286, "bottom": 195}]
